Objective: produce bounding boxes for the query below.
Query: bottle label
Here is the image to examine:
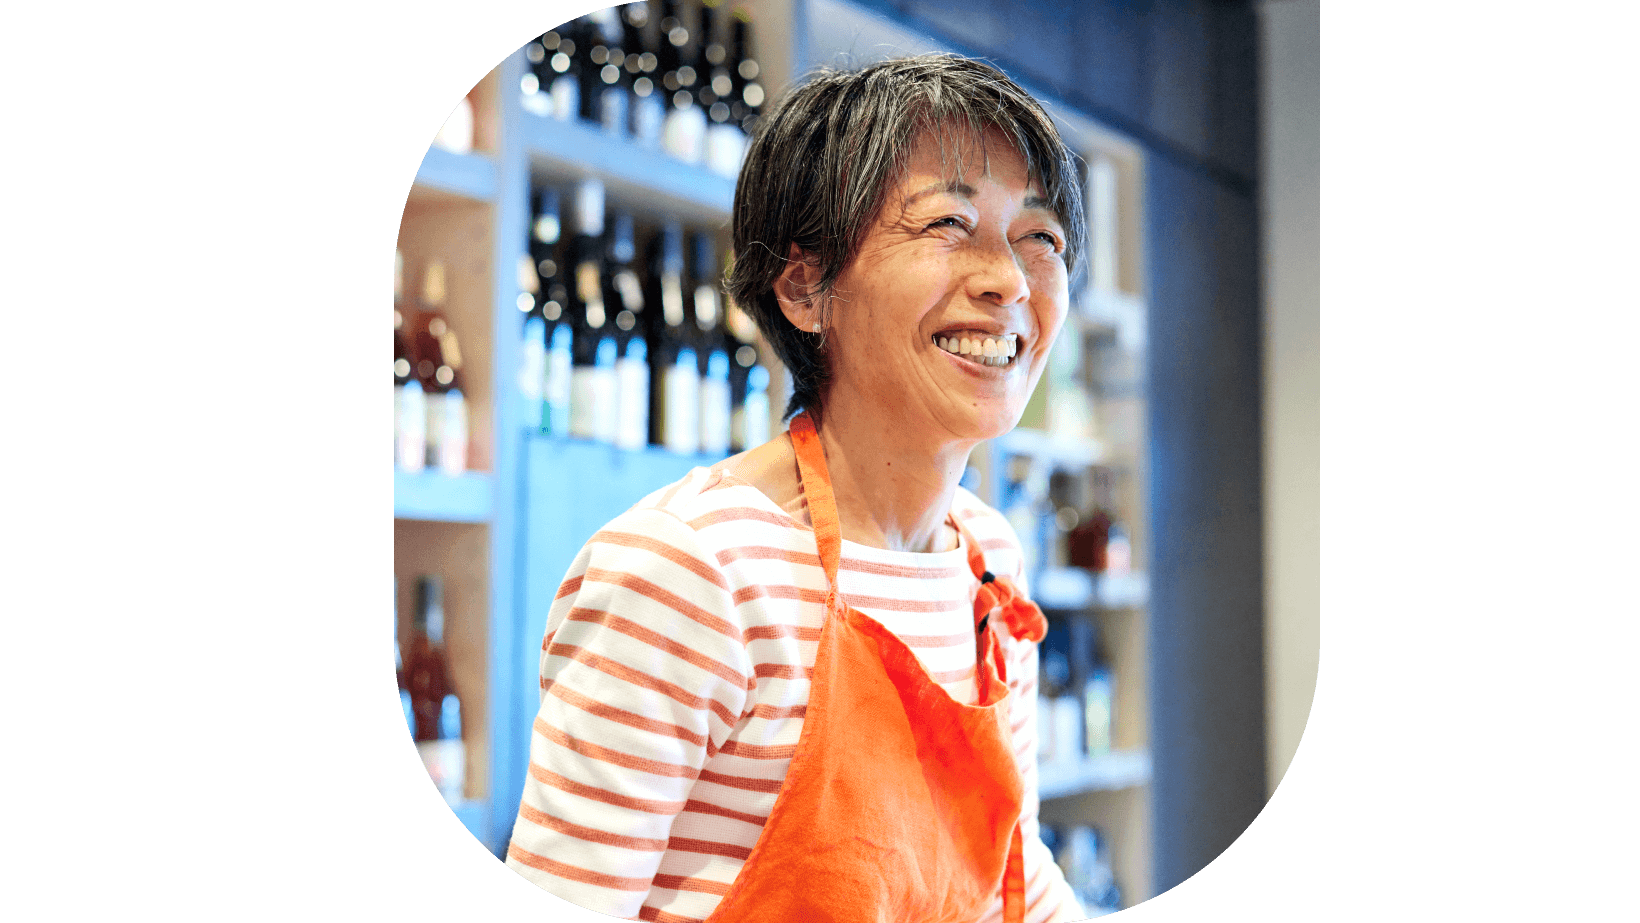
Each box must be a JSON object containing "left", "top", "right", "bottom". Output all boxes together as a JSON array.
[
  {"left": 705, "top": 123, "right": 746, "bottom": 178},
  {"left": 613, "top": 270, "right": 645, "bottom": 313},
  {"left": 519, "top": 323, "right": 546, "bottom": 401},
  {"left": 570, "top": 368, "right": 599, "bottom": 440},
  {"left": 615, "top": 356, "right": 650, "bottom": 450},
  {"left": 662, "top": 106, "right": 707, "bottom": 164},
  {"left": 423, "top": 391, "right": 445, "bottom": 469},
  {"left": 437, "top": 390, "right": 468, "bottom": 475},
  {"left": 700, "top": 376, "right": 731, "bottom": 455},
  {"left": 693, "top": 284, "right": 720, "bottom": 328},
  {"left": 662, "top": 361, "right": 701, "bottom": 455},
  {"left": 742, "top": 391, "right": 770, "bottom": 449},
  {"left": 592, "top": 364, "right": 618, "bottom": 443},
  {"left": 394, "top": 383, "right": 404, "bottom": 459},
  {"left": 632, "top": 95, "right": 664, "bottom": 148},
  {"left": 600, "top": 86, "right": 629, "bottom": 137},
  {"left": 544, "top": 330, "right": 573, "bottom": 434},
  {"left": 550, "top": 75, "right": 580, "bottom": 122},
  {"left": 396, "top": 381, "right": 426, "bottom": 472}
]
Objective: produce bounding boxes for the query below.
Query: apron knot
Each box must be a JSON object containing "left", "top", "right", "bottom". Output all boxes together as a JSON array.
[{"left": 973, "top": 572, "right": 1047, "bottom": 643}]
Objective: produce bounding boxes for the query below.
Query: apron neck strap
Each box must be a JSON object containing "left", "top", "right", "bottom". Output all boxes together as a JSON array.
[{"left": 789, "top": 412, "right": 844, "bottom": 603}]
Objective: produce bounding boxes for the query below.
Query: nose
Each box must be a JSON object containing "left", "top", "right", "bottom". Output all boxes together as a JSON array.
[{"left": 965, "top": 231, "right": 1031, "bottom": 307}]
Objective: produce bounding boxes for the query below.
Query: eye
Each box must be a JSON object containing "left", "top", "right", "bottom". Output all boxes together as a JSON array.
[
  {"left": 926, "top": 216, "right": 971, "bottom": 232},
  {"left": 1021, "top": 230, "right": 1065, "bottom": 252}
]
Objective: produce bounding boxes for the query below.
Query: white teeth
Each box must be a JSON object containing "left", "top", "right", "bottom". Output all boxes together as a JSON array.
[{"left": 933, "top": 333, "right": 1019, "bottom": 367}]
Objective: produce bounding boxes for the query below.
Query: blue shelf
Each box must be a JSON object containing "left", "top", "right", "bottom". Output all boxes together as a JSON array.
[
  {"left": 452, "top": 799, "right": 488, "bottom": 842},
  {"left": 394, "top": 469, "right": 494, "bottom": 523},
  {"left": 1038, "top": 749, "right": 1153, "bottom": 800},
  {"left": 414, "top": 145, "right": 498, "bottom": 202},
  {"left": 520, "top": 113, "right": 736, "bottom": 224}
]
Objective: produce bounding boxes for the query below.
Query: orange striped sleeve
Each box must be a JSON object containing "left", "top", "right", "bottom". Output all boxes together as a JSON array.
[{"left": 510, "top": 505, "right": 751, "bottom": 920}]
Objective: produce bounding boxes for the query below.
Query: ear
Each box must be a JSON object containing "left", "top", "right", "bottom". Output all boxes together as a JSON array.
[{"left": 773, "top": 244, "right": 823, "bottom": 333}]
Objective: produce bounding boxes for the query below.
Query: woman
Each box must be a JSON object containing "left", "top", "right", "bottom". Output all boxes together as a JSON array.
[{"left": 506, "top": 54, "right": 1089, "bottom": 923}]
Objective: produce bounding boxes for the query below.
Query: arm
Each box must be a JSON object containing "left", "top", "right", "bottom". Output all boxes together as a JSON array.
[{"left": 505, "top": 508, "right": 752, "bottom": 919}]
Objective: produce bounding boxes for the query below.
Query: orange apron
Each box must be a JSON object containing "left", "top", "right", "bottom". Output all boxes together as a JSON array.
[{"left": 703, "top": 412, "right": 1048, "bottom": 923}]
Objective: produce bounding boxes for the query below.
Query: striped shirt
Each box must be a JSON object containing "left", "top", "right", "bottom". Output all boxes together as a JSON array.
[{"left": 505, "top": 465, "right": 1086, "bottom": 923}]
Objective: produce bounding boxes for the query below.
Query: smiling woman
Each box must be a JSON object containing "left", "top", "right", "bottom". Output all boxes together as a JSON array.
[{"left": 505, "top": 53, "right": 1091, "bottom": 923}]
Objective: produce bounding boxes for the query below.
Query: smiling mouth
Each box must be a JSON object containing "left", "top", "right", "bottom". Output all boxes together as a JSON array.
[{"left": 933, "top": 333, "right": 1018, "bottom": 368}]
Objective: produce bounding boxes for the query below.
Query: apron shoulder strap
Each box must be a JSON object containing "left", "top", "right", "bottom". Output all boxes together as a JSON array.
[{"left": 789, "top": 412, "right": 843, "bottom": 609}]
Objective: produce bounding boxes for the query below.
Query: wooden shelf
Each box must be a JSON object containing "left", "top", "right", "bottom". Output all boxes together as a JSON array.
[{"left": 393, "top": 469, "right": 494, "bottom": 523}]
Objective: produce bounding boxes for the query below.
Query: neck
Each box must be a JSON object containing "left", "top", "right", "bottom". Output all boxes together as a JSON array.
[{"left": 810, "top": 400, "right": 977, "bottom": 554}]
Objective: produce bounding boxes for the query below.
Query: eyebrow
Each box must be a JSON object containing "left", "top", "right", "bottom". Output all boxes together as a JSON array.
[{"left": 903, "top": 182, "right": 1057, "bottom": 217}]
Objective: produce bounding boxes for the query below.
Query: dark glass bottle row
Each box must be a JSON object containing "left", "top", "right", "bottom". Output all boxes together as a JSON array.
[
  {"left": 521, "top": 0, "right": 765, "bottom": 179},
  {"left": 517, "top": 177, "right": 771, "bottom": 456}
]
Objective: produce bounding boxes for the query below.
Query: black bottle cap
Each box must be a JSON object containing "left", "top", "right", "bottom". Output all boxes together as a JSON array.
[
  {"left": 690, "top": 231, "right": 716, "bottom": 281},
  {"left": 657, "top": 220, "right": 684, "bottom": 275},
  {"left": 610, "top": 212, "right": 636, "bottom": 265}
]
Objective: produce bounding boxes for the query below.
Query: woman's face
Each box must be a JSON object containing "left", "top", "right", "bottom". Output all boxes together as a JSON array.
[{"left": 819, "top": 126, "right": 1070, "bottom": 446}]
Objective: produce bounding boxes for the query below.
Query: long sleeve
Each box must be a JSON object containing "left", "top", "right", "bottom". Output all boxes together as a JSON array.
[{"left": 505, "top": 507, "right": 753, "bottom": 919}]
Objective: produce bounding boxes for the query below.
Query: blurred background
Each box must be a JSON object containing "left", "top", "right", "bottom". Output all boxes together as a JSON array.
[{"left": 390, "top": 0, "right": 1317, "bottom": 914}]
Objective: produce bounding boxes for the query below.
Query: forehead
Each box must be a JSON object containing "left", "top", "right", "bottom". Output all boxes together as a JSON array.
[{"left": 893, "top": 123, "right": 1041, "bottom": 198}]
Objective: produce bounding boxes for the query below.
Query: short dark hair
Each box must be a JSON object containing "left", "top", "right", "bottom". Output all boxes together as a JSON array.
[{"left": 725, "top": 53, "right": 1087, "bottom": 421}]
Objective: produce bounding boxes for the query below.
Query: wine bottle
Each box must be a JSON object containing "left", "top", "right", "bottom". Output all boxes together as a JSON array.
[
  {"left": 728, "top": 7, "right": 765, "bottom": 139},
  {"left": 607, "top": 212, "right": 650, "bottom": 450},
  {"left": 394, "top": 250, "right": 426, "bottom": 471},
  {"left": 580, "top": 6, "right": 628, "bottom": 136},
  {"left": 528, "top": 187, "right": 574, "bottom": 435},
  {"left": 692, "top": 232, "right": 731, "bottom": 454},
  {"left": 567, "top": 179, "right": 617, "bottom": 442},
  {"left": 394, "top": 577, "right": 414, "bottom": 735},
  {"left": 658, "top": 0, "right": 706, "bottom": 163},
  {"left": 647, "top": 220, "right": 699, "bottom": 454},
  {"left": 518, "top": 256, "right": 547, "bottom": 431},
  {"left": 543, "top": 20, "right": 583, "bottom": 122},
  {"left": 730, "top": 343, "right": 770, "bottom": 451},
  {"left": 405, "top": 575, "right": 465, "bottom": 806},
  {"left": 624, "top": 2, "right": 663, "bottom": 148},
  {"left": 521, "top": 32, "right": 553, "bottom": 116},
  {"left": 413, "top": 261, "right": 468, "bottom": 475},
  {"left": 700, "top": 0, "right": 742, "bottom": 177}
]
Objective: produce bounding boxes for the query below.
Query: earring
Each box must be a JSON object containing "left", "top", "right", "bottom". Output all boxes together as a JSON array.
[{"left": 811, "top": 322, "right": 821, "bottom": 333}]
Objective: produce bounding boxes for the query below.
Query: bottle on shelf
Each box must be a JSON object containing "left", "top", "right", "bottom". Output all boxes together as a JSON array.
[
  {"left": 657, "top": 0, "right": 706, "bottom": 164},
  {"left": 521, "top": 32, "right": 552, "bottom": 116},
  {"left": 394, "top": 250, "right": 427, "bottom": 472},
  {"left": 405, "top": 574, "right": 464, "bottom": 806},
  {"left": 623, "top": 2, "right": 663, "bottom": 148},
  {"left": 647, "top": 220, "right": 699, "bottom": 454},
  {"left": 580, "top": 6, "right": 628, "bottom": 136},
  {"left": 394, "top": 578, "right": 413, "bottom": 735},
  {"left": 728, "top": 6, "right": 765, "bottom": 140},
  {"left": 535, "top": 21, "right": 583, "bottom": 122},
  {"left": 518, "top": 253, "right": 547, "bottom": 431},
  {"left": 412, "top": 261, "right": 469, "bottom": 475},
  {"left": 692, "top": 232, "right": 731, "bottom": 455},
  {"left": 699, "top": 0, "right": 743, "bottom": 177},
  {"left": 731, "top": 356, "right": 771, "bottom": 452},
  {"left": 1084, "top": 641, "right": 1115, "bottom": 758},
  {"left": 566, "top": 179, "right": 617, "bottom": 443},
  {"left": 1038, "top": 617, "right": 1078, "bottom": 767},
  {"left": 528, "top": 187, "right": 574, "bottom": 436},
  {"left": 431, "top": 90, "right": 475, "bottom": 154},
  {"left": 605, "top": 211, "right": 651, "bottom": 450}
]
